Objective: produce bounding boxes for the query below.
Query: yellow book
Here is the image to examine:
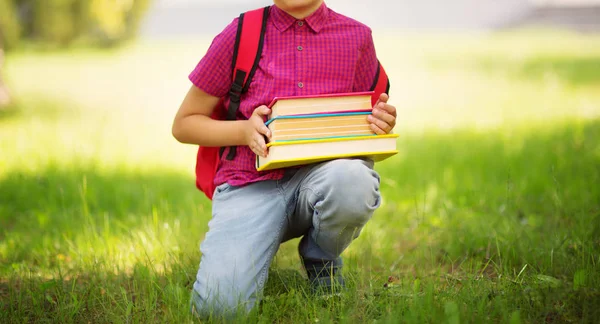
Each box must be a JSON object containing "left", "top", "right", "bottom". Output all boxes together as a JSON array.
[{"left": 256, "top": 134, "right": 399, "bottom": 171}]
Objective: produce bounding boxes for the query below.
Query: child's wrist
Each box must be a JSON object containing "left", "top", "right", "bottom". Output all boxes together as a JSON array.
[{"left": 240, "top": 120, "right": 253, "bottom": 146}]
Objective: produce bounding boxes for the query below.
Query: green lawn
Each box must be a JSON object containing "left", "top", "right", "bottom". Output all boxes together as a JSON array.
[{"left": 1, "top": 29, "right": 599, "bottom": 323}]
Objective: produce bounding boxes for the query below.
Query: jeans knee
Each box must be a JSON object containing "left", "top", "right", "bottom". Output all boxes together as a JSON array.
[
  {"left": 322, "top": 159, "right": 381, "bottom": 224},
  {"left": 191, "top": 271, "right": 257, "bottom": 319},
  {"left": 190, "top": 285, "right": 252, "bottom": 320},
  {"left": 338, "top": 198, "right": 377, "bottom": 226}
]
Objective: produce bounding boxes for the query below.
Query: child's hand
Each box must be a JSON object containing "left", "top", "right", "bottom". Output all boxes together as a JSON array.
[
  {"left": 244, "top": 105, "right": 272, "bottom": 158},
  {"left": 368, "top": 93, "right": 397, "bottom": 135}
]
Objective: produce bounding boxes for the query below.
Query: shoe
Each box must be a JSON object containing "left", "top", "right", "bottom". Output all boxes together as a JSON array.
[{"left": 300, "top": 256, "right": 345, "bottom": 296}]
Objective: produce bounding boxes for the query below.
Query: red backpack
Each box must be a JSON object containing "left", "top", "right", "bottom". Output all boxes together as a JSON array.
[{"left": 195, "top": 6, "right": 391, "bottom": 200}]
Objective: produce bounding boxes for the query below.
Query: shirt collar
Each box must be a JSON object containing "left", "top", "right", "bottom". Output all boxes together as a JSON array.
[{"left": 271, "top": 2, "right": 329, "bottom": 33}]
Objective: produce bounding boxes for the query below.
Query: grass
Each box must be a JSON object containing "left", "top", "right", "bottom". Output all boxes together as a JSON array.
[{"left": 1, "top": 28, "right": 600, "bottom": 323}]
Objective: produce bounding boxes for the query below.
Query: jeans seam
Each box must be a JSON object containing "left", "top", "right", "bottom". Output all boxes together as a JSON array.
[
  {"left": 281, "top": 167, "right": 310, "bottom": 229},
  {"left": 255, "top": 190, "right": 287, "bottom": 294},
  {"left": 279, "top": 179, "right": 294, "bottom": 235}
]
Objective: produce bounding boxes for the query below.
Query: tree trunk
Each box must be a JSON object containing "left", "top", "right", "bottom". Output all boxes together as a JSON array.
[{"left": 0, "top": 46, "right": 10, "bottom": 107}]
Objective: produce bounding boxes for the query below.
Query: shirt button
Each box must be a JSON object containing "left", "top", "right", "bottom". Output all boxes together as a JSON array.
[
  {"left": 297, "top": 21, "right": 304, "bottom": 27},
  {"left": 298, "top": 82, "right": 304, "bottom": 88},
  {"left": 297, "top": 46, "right": 303, "bottom": 51}
]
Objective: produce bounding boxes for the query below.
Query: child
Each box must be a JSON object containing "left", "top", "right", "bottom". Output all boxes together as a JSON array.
[{"left": 172, "top": 0, "right": 397, "bottom": 318}]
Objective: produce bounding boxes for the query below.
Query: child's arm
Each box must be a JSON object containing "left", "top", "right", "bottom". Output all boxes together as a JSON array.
[{"left": 172, "top": 85, "right": 272, "bottom": 157}]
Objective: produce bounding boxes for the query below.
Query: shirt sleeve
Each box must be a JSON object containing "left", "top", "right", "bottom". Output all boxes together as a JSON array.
[
  {"left": 352, "top": 28, "right": 380, "bottom": 93},
  {"left": 188, "top": 18, "right": 239, "bottom": 98}
]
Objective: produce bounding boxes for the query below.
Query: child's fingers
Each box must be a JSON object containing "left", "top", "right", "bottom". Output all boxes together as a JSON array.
[
  {"left": 373, "top": 93, "right": 389, "bottom": 109},
  {"left": 250, "top": 142, "right": 264, "bottom": 158},
  {"left": 257, "top": 124, "right": 271, "bottom": 140},
  {"left": 253, "top": 133, "right": 268, "bottom": 157},
  {"left": 370, "top": 108, "right": 396, "bottom": 128},
  {"left": 379, "top": 101, "right": 397, "bottom": 117},
  {"left": 369, "top": 120, "right": 390, "bottom": 135},
  {"left": 369, "top": 123, "right": 387, "bottom": 135},
  {"left": 368, "top": 113, "right": 394, "bottom": 133},
  {"left": 254, "top": 105, "right": 271, "bottom": 117},
  {"left": 251, "top": 106, "right": 272, "bottom": 140},
  {"left": 377, "top": 93, "right": 389, "bottom": 104}
]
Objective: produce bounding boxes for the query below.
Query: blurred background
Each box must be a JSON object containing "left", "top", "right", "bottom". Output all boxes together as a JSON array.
[
  {"left": 142, "top": 0, "right": 600, "bottom": 36},
  {"left": 1, "top": 0, "right": 599, "bottom": 162},
  {"left": 1, "top": 0, "right": 599, "bottom": 322}
]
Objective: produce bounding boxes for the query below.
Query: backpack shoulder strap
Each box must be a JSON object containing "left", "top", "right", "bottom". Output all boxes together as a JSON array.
[
  {"left": 370, "top": 60, "right": 391, "bottom": 107},
  {"left": 231, "top": 7, "right": 269, "bottom": 94},
  {"left": 221, "top": 6, "right": 270, "bottom": 160}
]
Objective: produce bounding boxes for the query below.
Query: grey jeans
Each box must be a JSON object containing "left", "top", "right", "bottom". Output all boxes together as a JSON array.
[{"left": 191, "top": 158, "right": 381, "bottom": 317}]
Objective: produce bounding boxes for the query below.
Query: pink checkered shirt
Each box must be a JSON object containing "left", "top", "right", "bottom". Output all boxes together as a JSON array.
[{"left": 189, "top": 3, "right": 379, "bottom": 188}]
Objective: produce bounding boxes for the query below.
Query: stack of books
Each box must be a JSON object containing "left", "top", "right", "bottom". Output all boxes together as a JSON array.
[{"left": 255, "top": 91, "right": 399, "bottom": 171}]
